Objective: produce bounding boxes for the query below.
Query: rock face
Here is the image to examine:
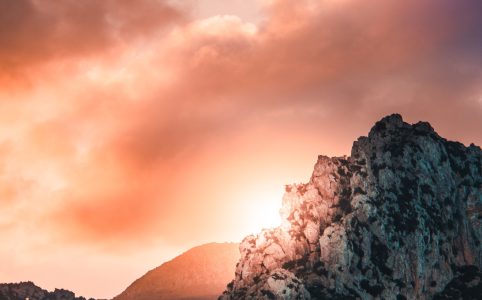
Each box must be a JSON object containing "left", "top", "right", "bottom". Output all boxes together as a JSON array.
[
  {"left": 114, "top": 243, "right": 239, "bottom": 300},
  {"left": 220, "top": 114, "right": 481, "bottom": 299},
  {"left": 0, "top": 281, "right": 93, "bottom": 300}
]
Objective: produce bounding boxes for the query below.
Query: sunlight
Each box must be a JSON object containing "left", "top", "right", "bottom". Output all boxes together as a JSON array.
[{"left": 241, "top": 186, "right": 284, "bottom": 235}]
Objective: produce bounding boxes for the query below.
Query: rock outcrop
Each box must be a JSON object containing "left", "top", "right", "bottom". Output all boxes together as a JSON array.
[
  {"left": 220, "top": 114, "right": 481, "bottom": 299},
  {"left": 0, "top": 281, "right": 93, "bottom": 300},
  {"left": 114, "top": 242, "right": 239, "bottom": 300}
]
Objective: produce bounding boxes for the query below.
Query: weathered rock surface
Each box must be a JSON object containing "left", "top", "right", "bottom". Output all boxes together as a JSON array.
[
  {"left": 114, "top": 242, "right": 239, "bottom": 300},
  {"left": 220, "top": 114, "right": 482, "bottom": 299},
  {"left": 0, "top": 281, "right": 93, "bottom": 300}
]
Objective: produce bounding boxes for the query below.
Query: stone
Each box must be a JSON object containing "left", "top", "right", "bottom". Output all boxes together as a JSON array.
[
  {"left": 0, "top": 282, "right": 93, "bottom": 300},
  {"left": 220, "top": 114, "right": 482, "bottom": 300}
]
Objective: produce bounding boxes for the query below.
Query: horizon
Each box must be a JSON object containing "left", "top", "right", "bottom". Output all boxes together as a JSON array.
[{"left": 1, "top": 0, "right": 482, "bottom": 299}]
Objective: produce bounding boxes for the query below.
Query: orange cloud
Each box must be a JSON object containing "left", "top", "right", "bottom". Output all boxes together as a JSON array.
[
  {"left": 3, "top": 0, "right": 481, "bottom": 247},
  {"left": 0, "top": 0, "right": 183, "bottom": 84}
]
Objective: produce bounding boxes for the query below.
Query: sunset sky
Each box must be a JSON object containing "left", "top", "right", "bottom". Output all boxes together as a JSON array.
[{"left": 1, "top": 0, "right": 481, "bottom": 298}]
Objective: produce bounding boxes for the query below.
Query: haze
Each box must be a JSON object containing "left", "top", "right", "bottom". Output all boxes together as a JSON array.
[{"left": 0, "top": 0, "right": 481, "bottom": 298}]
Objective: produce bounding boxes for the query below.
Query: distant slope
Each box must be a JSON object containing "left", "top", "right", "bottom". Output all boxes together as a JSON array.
[
  {"left": 114, "top": 242, "right": 239, "bottom": 300},
  {"left": 0, "top": 281, "right": 93, "bottom": 300}
]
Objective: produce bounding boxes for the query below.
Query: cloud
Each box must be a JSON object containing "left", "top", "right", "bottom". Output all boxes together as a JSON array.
[
  {"left": 0, "top": 0, "right": 183, "bottom": 82},
  {"left": 1, "top": 0, "right": 482, "bottom": 251}
]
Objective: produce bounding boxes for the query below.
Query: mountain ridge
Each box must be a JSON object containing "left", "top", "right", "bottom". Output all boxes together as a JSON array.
[
  {"left": 220, "top": 114, "right": 482, "bottom": 299},
  {"left": 114, "top": 242, "right": 239, "bottom": 300},
  {"left": 0, "top": 242, "right": 239, "bottom": 300},
  {"left": 0, "top": 281, "right": 95, "bottom": 300}
]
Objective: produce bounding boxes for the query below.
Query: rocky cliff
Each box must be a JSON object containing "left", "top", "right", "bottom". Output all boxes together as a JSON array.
[
  {"left": 114, "top": 243, "right": 239, "bottom": 300},
  {"left": 220, "top": 114, "right": 481, "bottom": 299},
  {"left": 0, "top": 281, "right": 93, "bottom": 300}
]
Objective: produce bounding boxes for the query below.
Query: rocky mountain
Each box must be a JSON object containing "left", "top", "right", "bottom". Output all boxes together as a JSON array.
[
  {"left": 0, "top": 281, "right": 93, "bottom": 300},
  {"left": 220, "top": 114, "right": 481, "bottom": 299},
  {"left": 114, "top": 242, "right": 239, "bottom": 300}
]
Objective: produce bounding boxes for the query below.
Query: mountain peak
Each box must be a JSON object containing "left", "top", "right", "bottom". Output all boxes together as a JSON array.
[
  {"left": 221, "top": 114, "right": 482, "bottom": 299},
  {"left": 114, "top": 242, "right": 239, "bottom": 300},
  {"left": 377, "top": 113, "right": 404, "bottom": 126},
  {"left": 368, "top": 113, "right": 405, "bottom": 135}
]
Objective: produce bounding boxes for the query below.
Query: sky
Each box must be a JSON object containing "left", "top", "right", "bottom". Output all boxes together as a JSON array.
[{"left": 0, "top": 0, "right": 481, "bottom": 298}]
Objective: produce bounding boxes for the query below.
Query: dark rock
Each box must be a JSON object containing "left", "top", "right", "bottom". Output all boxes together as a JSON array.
[
  {"left": 220, "top": 115, "right": 481, "bottom": 300},
  {"left": 0, "top": 282, "right": 91, "bottom": 300}
]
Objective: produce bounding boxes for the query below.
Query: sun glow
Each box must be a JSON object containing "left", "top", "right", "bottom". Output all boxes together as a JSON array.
[{"left": 240, "top": 185, "right": 284, "bottom": 235}]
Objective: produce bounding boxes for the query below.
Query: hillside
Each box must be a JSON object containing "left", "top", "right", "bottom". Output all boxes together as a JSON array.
[{"left": 115, "top": 242, "right": 239, "bottom": 300}]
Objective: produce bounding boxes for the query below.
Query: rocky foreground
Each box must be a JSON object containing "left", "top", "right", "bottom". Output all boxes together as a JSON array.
[
  {"left": 220, "top": 114, "right": 481, "bottom": 299},
  {"left": 0, "top": 281, "right": 94, "bottom": 300}
]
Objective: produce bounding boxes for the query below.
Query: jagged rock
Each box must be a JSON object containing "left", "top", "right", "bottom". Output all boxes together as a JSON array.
[
  {"left": 0, "top": 281, "right": 93, "bottom": 300},
  {"left": 433, "top": 265, "right": 482, "bottom": 299},
  {"left": 220, "top": 114, "right": 482, "bottom": 300}
]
